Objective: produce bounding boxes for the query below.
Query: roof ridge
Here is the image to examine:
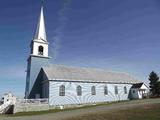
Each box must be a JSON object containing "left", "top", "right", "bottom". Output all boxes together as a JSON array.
[{"left": 43, "top": 64, "right": 131, "bottom": 75}]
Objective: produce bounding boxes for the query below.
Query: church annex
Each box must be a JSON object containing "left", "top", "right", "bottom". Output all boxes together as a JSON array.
[{"left": 25, "top": 4, "right": 148, "bottom": 106}]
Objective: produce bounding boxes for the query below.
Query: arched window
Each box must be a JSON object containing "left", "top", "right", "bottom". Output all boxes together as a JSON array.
[
  {"left": 91, "top": 86, "right": 96, "bottom": 95},
  {"left": 115, "top": 86, "right": 118, "bottom": 95},
  {"left": 38, "top": 46, "right": 44, "bottom": 55},
  {"left": 77, "top": 85, "right": 82, "bottom": 96},
  {"left": 59, "top": 85, "right": 65, "bottom": 96},
  {"left": 104, "top": 86, "right": 108, "bottom": 95},
  {"left": 124, "top": 86, "right": 127, "bottom": 94}
]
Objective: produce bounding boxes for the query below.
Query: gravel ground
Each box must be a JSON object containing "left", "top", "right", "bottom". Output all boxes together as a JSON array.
[{"left": 0, "top": 99, "right": 160, "bottom": 120}]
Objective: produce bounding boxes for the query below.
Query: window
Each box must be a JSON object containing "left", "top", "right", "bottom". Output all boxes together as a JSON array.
[
  {"left": 124, "top": 86, "right": 127, "bottom": 94},
  {"left": 104, "top": 86, "right": 108, "bottom": 95},
  {"left": 38, "top": 46, "right": 44, "bottom": 55},
  {"left": 91, "top": 86, "right": 96, "bottom": 95},
  {"left": 77, "top": 85, "right": 82, "bottom": 96},
  {"left": 133, "top": 90, "right": 135, "bottom": 93},
  {"left": 115, "top": 86, "right": 118, "bottom": 95},
  {"left": 59, "top": 85, "right": 65, "bottom": 96}
]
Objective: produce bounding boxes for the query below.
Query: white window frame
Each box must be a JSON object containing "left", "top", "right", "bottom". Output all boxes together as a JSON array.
[
  {"left": 59, "top": 85, "right": 65, "bottom": 96},
  {"left": 104, "top": 86, "right": 108, "bottom": 95},
  {"left": 124, "top": 86, "right": 127, "bottom": 94},
  {"left": 91, "top": 86, "right": 96, "bottom": 95},
  {"left": 77, "top": 85, "right": 82, "bottom": 96},
  {"left": 115, "top": 86, "right": 118, "bottom": 95}
]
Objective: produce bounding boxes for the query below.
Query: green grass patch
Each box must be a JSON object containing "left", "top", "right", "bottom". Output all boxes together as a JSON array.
[
  {"left": 10, "top": 100, "right": 129, "bottom": 117},
  {"left": 13, "top": 109, "right": 63, "bottom": 116},
  {"left": 4, "top": 98, "right": 159, "bottom": 118}
]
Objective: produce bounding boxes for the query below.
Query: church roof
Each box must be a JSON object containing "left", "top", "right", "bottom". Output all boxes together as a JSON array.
[
  {"left": 131, "top": 83, "right": 143, "bottom": 88},
  {"left": 42, "top": 65, "right": 140, "bottom": 84}
]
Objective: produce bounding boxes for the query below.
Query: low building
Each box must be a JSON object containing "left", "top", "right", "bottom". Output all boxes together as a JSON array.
[
  {"left": 0, "top": 93, "right": 16, "bottom": 104},
  {"left": 130, "top": 83, "right": 149, "bottom": 99}
]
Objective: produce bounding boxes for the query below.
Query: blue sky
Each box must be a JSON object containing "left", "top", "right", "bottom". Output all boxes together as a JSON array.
[{"left": 0, "top": 0, "right": 160, "bottom": 97}]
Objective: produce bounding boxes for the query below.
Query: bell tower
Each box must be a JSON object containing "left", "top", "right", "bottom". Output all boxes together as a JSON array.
[
  {"left": 31, "top": 5, "right": 49, "bottom": 58},
  {"left": 25, "top": 3, "right": 50, "bottom": 98}
]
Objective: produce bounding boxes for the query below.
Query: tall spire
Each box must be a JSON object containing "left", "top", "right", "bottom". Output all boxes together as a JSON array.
[{"left": 34, "top": 1, "right": 47, "bottom": 41}]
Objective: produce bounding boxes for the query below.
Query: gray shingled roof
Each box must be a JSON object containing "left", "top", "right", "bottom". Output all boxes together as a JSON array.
[
  {"left": 42, "top": 64, "right": 140, "bottom": 84},
  {"left": 131, "top": 83, "right": 143, "bottom": 88}
]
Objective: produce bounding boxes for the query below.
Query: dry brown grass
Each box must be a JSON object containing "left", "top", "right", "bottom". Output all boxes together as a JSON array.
[{"left": 66, "top": 104, "right": 160, "bottom": 120}]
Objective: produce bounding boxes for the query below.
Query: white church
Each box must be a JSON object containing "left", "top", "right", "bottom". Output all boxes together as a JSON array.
[{"left": 25, "top": 4, "right": 149, "bottom": 106}]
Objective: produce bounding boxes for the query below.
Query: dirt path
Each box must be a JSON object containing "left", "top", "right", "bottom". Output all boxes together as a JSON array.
[{"left": 1, "top": 99, "right": 160, "bottom": 120}]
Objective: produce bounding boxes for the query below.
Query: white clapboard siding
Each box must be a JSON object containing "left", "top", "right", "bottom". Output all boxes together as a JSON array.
[{"left": 48, "top": 81, "right": 132, "bottom": 105}]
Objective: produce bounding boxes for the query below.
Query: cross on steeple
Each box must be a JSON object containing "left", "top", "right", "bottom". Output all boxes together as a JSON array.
[{"left": 41, "top": 0, "right": 44, "bottom": 5}]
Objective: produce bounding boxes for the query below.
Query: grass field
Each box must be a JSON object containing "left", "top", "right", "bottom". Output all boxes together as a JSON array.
[
  {"left": 13, "top": 100, "right": 128, "bottom": 116},
  {"left": 66, "top": 103, "right": 160, "bottom": 120},
  {"left": 0, "top": 98, "right": 160, "bottom": 120}
]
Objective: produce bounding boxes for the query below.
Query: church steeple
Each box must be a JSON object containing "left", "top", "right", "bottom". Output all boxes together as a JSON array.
[
  {"left": 34, "top": 2, "right": 47, "bottom": 41},
  {"left": 25, "top": 1, "right": 50, "bottom": 98},
  {"left": 30, "top": 2, "right": 49, "bottom": 58}
]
